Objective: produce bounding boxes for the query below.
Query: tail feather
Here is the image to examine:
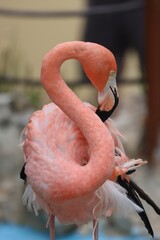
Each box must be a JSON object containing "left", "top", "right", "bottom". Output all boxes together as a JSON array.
[
  {"left": 117, "top": 176, "right": 154, "bottom": 238},
  {"left": 20, "top": 163, "right": 27, "bottom": 183},
  {"left": 129, "top": 180, "right": 160, "bottom": 215}
]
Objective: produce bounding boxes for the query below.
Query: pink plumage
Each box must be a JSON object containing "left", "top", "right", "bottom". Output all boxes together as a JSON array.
[{"left": 21, "top": 41, "right": 148, "bottom": 240}]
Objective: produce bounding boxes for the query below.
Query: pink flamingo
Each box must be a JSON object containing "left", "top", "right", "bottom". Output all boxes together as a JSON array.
[{"left": 20, "top": 41, "right": 160, "bottom": 240}]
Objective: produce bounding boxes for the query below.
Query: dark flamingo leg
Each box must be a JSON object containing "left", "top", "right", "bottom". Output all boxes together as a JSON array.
[
  {"left": 93, "top": 219, "right": 99, "bottom": 240},
  {"left": 49, "top": 215, "right": 55, "bottom": 240}
]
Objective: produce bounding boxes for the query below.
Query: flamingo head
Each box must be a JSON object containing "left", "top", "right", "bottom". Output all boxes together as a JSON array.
[
  {"left": 97, "top": 70, "right": 118, "bottom": 112},
  {"left": 81, "top": 42, "right": 118, "bottom": 112}
]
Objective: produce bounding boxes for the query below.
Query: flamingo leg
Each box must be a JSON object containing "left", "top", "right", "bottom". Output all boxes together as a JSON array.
[
  {"left": 93, "top": 220, "right": 99, "bottom": 240},
  {"left": 49, "top": 215, "right": 55, "bottom": 240}
]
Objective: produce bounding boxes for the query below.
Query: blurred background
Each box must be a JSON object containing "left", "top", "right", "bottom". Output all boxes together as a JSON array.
[{"left": 0, "top": 0, "right": 160, "bottom": 239}]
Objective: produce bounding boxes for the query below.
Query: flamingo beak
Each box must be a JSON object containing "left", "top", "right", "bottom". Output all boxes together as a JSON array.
[{"left": 98, "top": 71, "right": 119, "bottom": 112}]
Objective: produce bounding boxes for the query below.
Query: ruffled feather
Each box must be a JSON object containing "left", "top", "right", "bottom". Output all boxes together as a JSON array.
[
  {"left": 95, "top": 180, "right": 142, "bottom": 218},
  {"left": 22, "top": 184, "right": 42, "bottom": 216}
]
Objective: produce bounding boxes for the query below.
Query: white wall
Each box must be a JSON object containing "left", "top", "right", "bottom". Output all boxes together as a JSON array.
[{"left": 0, "top": 1, "right": 86, "bottom": 80}]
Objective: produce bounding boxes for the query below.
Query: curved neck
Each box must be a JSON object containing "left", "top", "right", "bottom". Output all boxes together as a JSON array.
[{"left": 41, "top": 42, "right": 114, "bottom": 201}]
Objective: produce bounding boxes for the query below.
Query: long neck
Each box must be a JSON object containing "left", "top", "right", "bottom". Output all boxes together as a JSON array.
[{"left": 41, "top": 41, "right": 114, "bottom": 201}]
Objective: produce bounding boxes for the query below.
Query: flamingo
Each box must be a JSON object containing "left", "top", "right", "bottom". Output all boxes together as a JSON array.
[{"left": 20, "top": 41, "right": 160, "bottom": 240}]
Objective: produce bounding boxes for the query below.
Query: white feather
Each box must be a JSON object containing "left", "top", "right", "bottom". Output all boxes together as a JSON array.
[
  {"left": 96, "top": 180, "right": 142, "bottom": 217},
  {"left": 22, "top": 184, "right": 42, "bottom": 216}
]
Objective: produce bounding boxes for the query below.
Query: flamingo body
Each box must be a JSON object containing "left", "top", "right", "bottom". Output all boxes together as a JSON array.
[
  {"left": 23, "top": 103, "right": 141, "bottom": 225},
  {"left": 21, "top": 41, "right": 160, "bottom": 240}
]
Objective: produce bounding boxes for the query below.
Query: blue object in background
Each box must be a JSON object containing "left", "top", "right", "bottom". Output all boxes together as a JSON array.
[
  {"left": 0, "top": 223, "right": 150, "bottom": 240},
  {"left": 0, "top": 223, "right": 48, "bottom": 240}
]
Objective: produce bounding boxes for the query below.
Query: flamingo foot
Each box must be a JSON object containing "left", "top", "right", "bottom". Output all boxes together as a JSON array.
[
  {"left": 112, "top": 158, "right": 147, "bottom": 181},
  {"left": 122, "top": 159, "right": 147, "bottom": 172}
]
